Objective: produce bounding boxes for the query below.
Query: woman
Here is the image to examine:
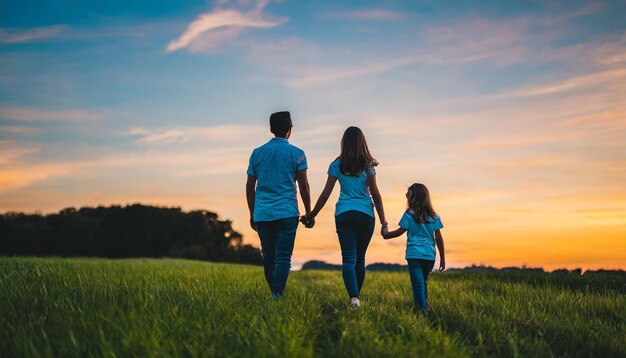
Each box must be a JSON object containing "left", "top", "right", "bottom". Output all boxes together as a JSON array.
[{"left": 303, "top": 126, "right": 387, "bottom": 308}]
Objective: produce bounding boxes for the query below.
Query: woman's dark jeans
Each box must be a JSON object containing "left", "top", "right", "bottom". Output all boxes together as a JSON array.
[
  {"left": 335, "top": 210, "right": 375, "bottom": 298},
  {"left": 256, "top": 217, "right": 299, "bottom": 296},
  {"left": 407, "top": 258, "right": 435, "bottom": 313}
]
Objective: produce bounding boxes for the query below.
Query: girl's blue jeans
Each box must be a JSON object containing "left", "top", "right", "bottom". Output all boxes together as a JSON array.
[
  {"left": 407, "top": 258, "right": 435, "bottom": 313},
  {"left": 335, "top": 210, "right": 375, "bottom": 298}
]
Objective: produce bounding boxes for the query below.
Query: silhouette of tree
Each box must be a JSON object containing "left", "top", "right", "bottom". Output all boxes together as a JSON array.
[{"left": 0, "top": 204, "right": 261, "bottom": 265}]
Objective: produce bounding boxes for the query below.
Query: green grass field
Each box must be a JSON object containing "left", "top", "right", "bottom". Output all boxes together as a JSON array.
[{"left": 1, "top": 258, "right": 624, "bottom": 357}]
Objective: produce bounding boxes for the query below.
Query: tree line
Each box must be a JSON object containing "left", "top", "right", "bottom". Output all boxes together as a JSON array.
[{"left": 0, "top": 204, "right": 262, "bottom": 265}]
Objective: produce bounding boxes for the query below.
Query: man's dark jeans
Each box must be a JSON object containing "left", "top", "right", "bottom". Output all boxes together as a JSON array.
[
  {"left": 335, "top": 210, "right": 375, "bottom": 298},
  {"left": 256, "top": 216, "right": 299, "bottom": 296}
]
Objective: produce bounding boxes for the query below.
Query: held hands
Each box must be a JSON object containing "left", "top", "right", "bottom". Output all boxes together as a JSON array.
[
  {"left": 380, "top": 223, "right": 389, "bottom": 239},
  {"left": 249, "top": 217, "right": 257, "bottom": 232},
  {"left": 300, "top": 213, "right": 316, "bottom": 229}
]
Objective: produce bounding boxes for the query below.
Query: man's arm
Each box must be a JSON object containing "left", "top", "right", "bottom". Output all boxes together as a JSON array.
[
  {"left": 296, "top": 169, "right": 311, "bottom": 215},
  {"left": 246, "top": 174, "right": 257, "bottom": 231}
]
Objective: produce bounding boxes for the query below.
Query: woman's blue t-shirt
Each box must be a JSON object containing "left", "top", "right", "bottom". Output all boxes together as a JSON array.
[
  {"left": 399, "top": 210, "right": 443, "bottom": 260},
  {"left": 328, "top": 159, "right": 375, "bottom": 218}
]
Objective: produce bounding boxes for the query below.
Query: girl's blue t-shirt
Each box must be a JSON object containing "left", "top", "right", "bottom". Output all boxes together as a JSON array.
[
  {"left": 328, "top": 159, "right": 375, "bottom": 218},
  {"left": 399, "top": 210, "right": 443, "bottom": 260}
]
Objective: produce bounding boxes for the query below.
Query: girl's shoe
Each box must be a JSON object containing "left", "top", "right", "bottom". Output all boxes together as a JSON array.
[{"left": 350, "top": 297, "right": 361, "bottom": 308}]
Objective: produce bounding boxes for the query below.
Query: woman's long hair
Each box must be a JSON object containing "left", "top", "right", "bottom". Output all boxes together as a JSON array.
[
  {"left": 338, "top": 126, "right": 377, "bottom": 176},
  {"left": 407, "top": 183, "right": 437, "bottom": 223}
]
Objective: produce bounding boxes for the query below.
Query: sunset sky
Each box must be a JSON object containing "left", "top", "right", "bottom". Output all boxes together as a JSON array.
[{"left": 1, "top": 0, "right": 625, "bottom": 270}]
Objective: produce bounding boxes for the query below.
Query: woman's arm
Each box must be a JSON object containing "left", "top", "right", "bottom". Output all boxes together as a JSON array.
[
  {"left": 305, "top": 175, "right": 337, "bottom": 221},
  {"left": 367, "top": 173, "right": 387, "bottom": 226},
  {"left": 435, "top": 229, "right": 445, "bottom": 271},
  {"left": 381, "top": 226, "right": 406, "bottom": 240}
]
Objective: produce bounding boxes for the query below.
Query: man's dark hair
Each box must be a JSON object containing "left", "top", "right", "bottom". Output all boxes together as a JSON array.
[{"left": 270, "top": 111, "right": 293, "bottom": 137}]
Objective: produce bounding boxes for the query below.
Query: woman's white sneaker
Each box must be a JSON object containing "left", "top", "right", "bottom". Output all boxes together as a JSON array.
[{"left": 350, "top": 297, "right": 361, "bottom": 308}]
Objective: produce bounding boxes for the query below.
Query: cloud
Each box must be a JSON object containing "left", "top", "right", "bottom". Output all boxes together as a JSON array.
[
  {"left": 582, "top": 32, "right": 626, "bottom": 66},
  {"left": 281, "top": 45, "right": 534, "bottom": 88},
  {"left": 485, "top": 156, "right": 564, "bottom": 170},
  {"left": 0, "top": 142, "right": 255, "bottom": 194},
  {"left": 321, "top": 9, "right": 408, "bottom": 21},
  {"left": 0, "top": 125, "right": 40, "bottom": 135},
  {"left": 0, "top": 106, "right": 102, "bottom": 122},
  {"left": 232, "top": 3, "right": 613, "bottom": 88},
  {"left": 0, "top": 122, "right": 276, "bottom": 194},
  {"left": 0, "top": 143, "right": 39, "bottom": 166},
  {"left": 499, "top": 68, "right": 626, "bottom": 98},
  {"left": 542, "top": 3, "right": 603, "bottom": 25},
  {"left": 166, "top": 1, "right": 286, "bottom": 53},
  {"left": 416, "top": 4, "right": 605, "bottom": 68},
  {"left": 0, "top": 143, "right": 48, "bottom": 192},
  {"left": 461, "top": 132, "right": 586, "bottom": 151},
  {"left": 0, "top": 165, "right": 71, "bottom": 193},
  {"left": 0, "top": 25, "right": 64, "bottom": 44},
  {"left": 243, "top": 15, "right": 534, "bottom": 88},
  {"left": 280, "top": 46, "right": 526, "bottom": 88},
  {"left": 557, "top": 108, "right": 626, "bottom": 131},
  {"left": 261, "top": 9, "right": 597, "bottom": 88},
  {"left": 285, "top": 55, "right": 424, "bottom": 88},
  {"left": 127, "top": 124, "right": 265, "bottom": 145}
]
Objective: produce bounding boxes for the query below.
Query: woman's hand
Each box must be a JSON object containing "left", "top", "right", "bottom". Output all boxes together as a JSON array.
[
  {"left": 300, "top": 213, "right": 315, "bottom": 228},
  {"left": 380, "top": 226, "right": 406, "bottom": 240},
  {"left": 380, "top": 224, "right": 389, "bottom": 239},
  {"left": 439, "top": 260, "right": 446, "bottom": 272}
]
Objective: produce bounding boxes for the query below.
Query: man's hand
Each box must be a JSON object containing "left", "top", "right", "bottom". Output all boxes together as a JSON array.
[
  {"left": 249, "top": 217, "right": 257, "bottom": 231},
  {"left": 300, "top": 214, "right": 315, "bottom": 228},
  {"left": 439, "top": 260, "right": 446, "bottom": 272}
]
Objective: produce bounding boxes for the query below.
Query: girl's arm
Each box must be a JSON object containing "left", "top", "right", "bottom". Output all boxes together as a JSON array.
[
  {"left": 305, "top": 175, "right": 337, "bottom": 221},
  {"left": 435, "top": 229, "right": 446, "bottom": 271},
  {"left": 381, "top": 226, "right": 406, "bottom": 240},
  {"left": 367, "top": 173, "right": 387, "bottom": 226}
]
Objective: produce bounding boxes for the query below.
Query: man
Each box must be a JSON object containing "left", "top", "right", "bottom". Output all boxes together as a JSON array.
[{"left": 246, "top": 111, "right": 314, "bottom": 299}]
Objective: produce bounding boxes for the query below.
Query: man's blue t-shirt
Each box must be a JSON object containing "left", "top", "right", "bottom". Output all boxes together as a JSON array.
[
  {"left": 328, "top": 158, "right": 375, "bottom": 218},
  {"left": 399, "top": 210, "right": 444, "bottom": 260},
  {"left": 247, "top": 137, "right": 307, "bottom": 222}
]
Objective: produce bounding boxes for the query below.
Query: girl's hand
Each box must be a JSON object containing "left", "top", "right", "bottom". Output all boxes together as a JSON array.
[{"left": 439, "top": 260, "right": 446, "bottom": 272}]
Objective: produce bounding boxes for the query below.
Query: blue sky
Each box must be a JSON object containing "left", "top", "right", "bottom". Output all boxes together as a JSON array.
[{"left": 1, "top": 0, "right": 625, "bottom": 269}]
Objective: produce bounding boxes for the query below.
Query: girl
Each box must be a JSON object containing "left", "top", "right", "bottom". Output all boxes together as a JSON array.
[
  {"left": 381, "top": 183, "right": 445, "bottom": 314},
  {"left": 303, "top": 126, "right": 387, "bottom": 308}
]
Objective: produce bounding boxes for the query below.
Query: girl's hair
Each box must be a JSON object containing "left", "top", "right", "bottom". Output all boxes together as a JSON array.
[
  {"left": 338, "top": 126, "right": 377, "bottom": 176},
  {"left": 407, "top": 183, "right": 437, "bottom": 223}
]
